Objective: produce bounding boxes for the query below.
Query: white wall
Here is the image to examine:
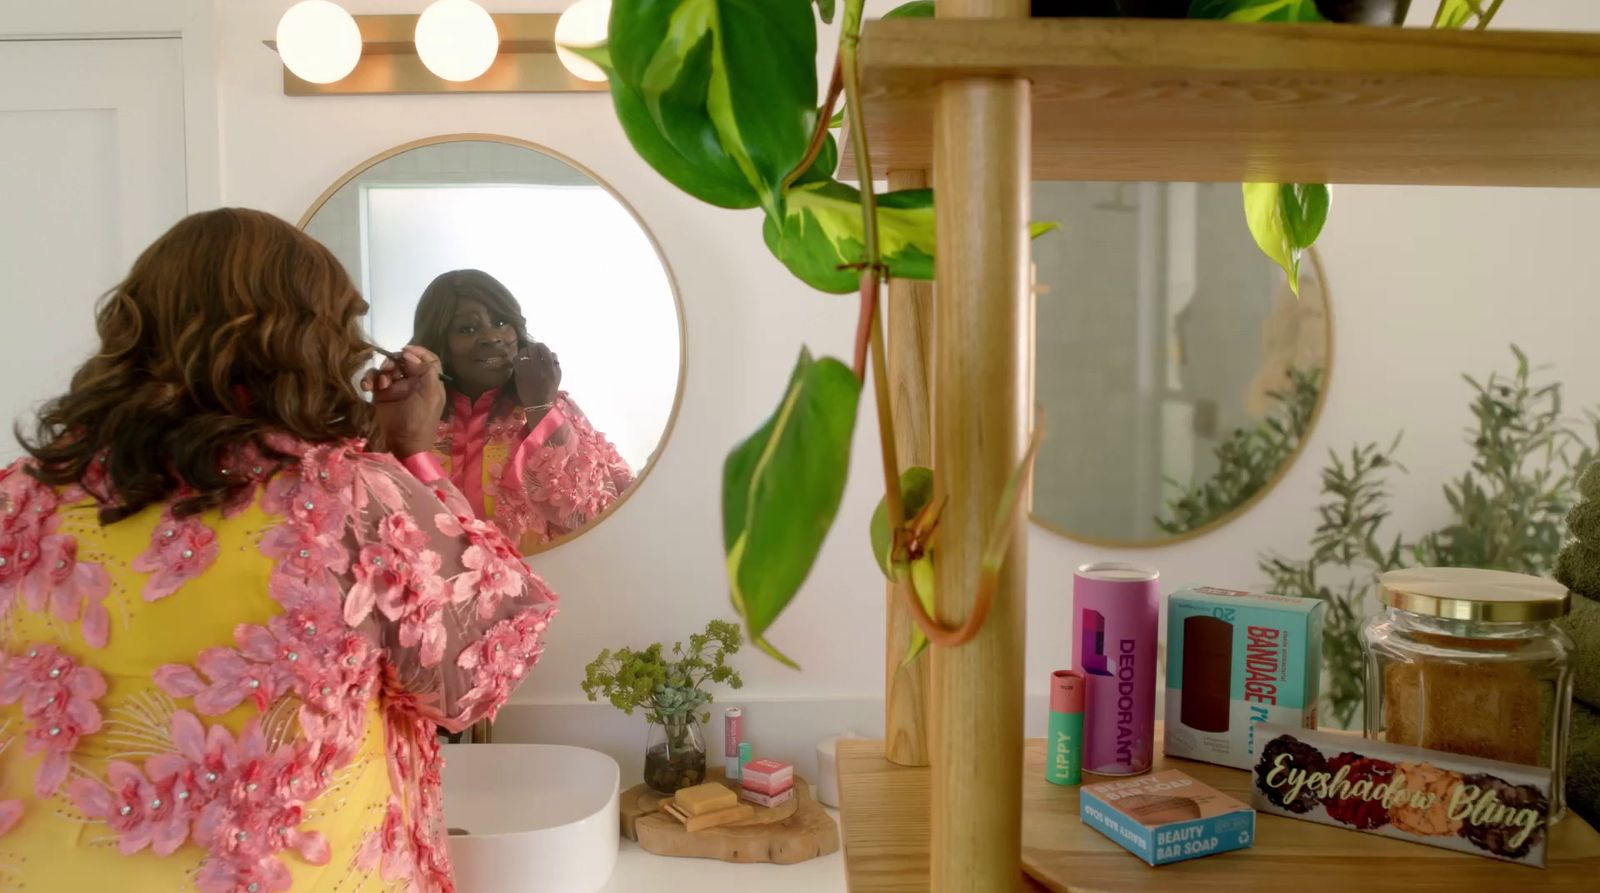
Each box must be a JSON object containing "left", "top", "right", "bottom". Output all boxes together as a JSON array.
[{"left": 35, "top": 0, "right": 1600, "bottom": 775}]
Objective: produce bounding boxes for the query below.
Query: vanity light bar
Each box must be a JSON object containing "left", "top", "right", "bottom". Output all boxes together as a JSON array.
[{"left": 264, "top": 13, "right": 607, "bottom": 96}]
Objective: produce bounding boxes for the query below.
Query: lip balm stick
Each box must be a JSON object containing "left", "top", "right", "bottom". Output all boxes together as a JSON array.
[{"left": 1047, "top": 670, "right": 1085, "bottom": 785}]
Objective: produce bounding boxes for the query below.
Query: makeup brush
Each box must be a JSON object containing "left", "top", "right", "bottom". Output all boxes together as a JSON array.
[{"left": 370, "top": 346, "right": 453, "bottom": 384}]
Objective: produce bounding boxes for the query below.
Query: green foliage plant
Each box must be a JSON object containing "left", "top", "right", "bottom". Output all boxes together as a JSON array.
[
  {"left": 1262, "top": 347, "right": 1595, "bottom": 728},
  {"left": 1158, "top": 367, "right": 1324, "bottom": 536},
  {"left": 581, "top": 619, "right": 746, "bottom": 726}
]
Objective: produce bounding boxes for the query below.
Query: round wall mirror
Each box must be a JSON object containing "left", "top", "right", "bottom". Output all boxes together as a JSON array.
[
  {"left": 302, "top": 135, "right": 684, "bottom": 556},
  {"left": 1030, "top": 182, "right": 1331, "bottom": 547}
]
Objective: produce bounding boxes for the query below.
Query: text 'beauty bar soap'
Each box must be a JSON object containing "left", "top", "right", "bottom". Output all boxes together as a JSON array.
[{"left": 1079, "top": 770, "right": 1256, "bottom": 866}]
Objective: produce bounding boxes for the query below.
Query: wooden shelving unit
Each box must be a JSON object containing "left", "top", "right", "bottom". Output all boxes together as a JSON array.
[
  {"left": 848, "top": 13, "right": 1600, "bottom": 893},
  {"left": 839, "top": 735, "right": 1600, "bottom": 892},
  {"left": 839, "top": 18, "right": 1600, "bottom": 184}
]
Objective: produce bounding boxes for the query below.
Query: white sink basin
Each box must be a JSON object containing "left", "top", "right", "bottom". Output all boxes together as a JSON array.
[{"left": 441, "top": 743, "right": 621, "bottom": 893}]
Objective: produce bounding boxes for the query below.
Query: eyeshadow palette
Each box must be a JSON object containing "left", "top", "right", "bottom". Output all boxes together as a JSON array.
[{"left": 1250, "top": 725, "right": 1553, "bottom": 867}]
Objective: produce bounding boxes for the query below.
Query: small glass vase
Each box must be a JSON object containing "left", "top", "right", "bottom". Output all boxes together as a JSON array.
[{"left": 644, "top": 717, "right": 707, "bottom": 795}]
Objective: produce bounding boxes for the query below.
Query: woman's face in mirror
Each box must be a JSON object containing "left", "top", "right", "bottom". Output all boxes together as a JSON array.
[{"left": 447, "top": 298, "right": 523, "bottom": 396}]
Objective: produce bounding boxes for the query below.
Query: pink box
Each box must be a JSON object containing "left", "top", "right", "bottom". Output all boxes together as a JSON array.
[
  {"left": 740, "top": 787, "right": 795, "bottom": 809},
  {"left": 740, "top": 759, "right": 794, "bottom": 796}
]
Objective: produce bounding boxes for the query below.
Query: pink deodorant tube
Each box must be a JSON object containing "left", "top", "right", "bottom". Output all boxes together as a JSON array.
[{"left": 1072, "top": 562, "right": 1159, "bottom": 775}]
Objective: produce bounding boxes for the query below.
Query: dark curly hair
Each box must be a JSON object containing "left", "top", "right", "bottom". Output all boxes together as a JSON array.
[{"left": 20, "top": 208, "right": 377, "bottom": 523}]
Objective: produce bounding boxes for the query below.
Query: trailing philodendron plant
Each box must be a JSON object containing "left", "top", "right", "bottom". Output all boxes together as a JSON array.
[
  {"left": 570, "top": 0, "right": 1513, "bottom": 669},
  {"left": 571, "top": 0, "right": 1048, "bottom": 668},
  {"left": 1190, "top": 0, "right": 1511, "bottom": 291}
]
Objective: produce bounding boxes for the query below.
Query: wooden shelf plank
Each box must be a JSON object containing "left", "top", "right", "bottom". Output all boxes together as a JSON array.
[
  {"left": 837, "top": 734, "right": 1600, "bottom": 892},
  {"left": 837, "top": 19, "right": 1600, "bottom": 185},
  {"left": 836, "top": 739, "right": 1049, "bottom": 892}
]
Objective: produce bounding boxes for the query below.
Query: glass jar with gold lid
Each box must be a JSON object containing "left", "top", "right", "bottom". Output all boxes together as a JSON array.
[{"left": 1363, "top": 567, "right": 1574, "bottom": 818}]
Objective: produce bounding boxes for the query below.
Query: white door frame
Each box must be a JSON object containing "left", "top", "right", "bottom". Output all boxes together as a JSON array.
[{"left": 0, "top": 0, "right": 220, "bottom": 210}]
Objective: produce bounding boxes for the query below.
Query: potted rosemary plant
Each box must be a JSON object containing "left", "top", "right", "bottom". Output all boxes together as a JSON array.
[{"left": 582, "top": 620, "right": 744, "bottom": 794}]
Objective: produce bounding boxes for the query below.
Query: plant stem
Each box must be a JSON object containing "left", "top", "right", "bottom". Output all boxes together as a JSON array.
[
  {"left": 841, "top": 0, "right": 907, "bottom": 542},
  {"left": 783, "top": 58, "right": 844, "bottom": 193},
  {"left": 867, "top": 282, "right": 904, "bottom": 530},
  {"left": 854, "top": 278, "right": 875, "bottom": 380},
  {"left": 1477, "top": 0, "right": 1504, "bottom": 29}
]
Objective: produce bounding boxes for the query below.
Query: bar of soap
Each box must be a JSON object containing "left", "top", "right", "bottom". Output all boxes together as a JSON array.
[
  {"left": 673, "top": 781, "right": 738, "bottom": 817},
  {"left": 662, "top": 798, "right": 755, "bottom": 832}
]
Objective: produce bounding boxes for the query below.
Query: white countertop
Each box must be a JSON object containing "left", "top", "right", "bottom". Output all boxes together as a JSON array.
[{"left": 599, "top": 809, "right": 848, "bottom": 893}]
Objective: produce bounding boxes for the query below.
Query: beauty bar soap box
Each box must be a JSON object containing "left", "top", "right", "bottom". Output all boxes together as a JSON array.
[
  {"left": 1079, "top": 770, "right": 1256, "bottom": 866},
  {"left": 1164, "top": 586, "right": 1324, "bottom": 769},
  {"left": 1251, "top": 725, "right": 1553, "bottom": 867}
]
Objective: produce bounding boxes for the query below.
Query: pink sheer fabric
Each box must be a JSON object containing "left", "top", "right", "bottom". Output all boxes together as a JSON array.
[
  {"left": 435, "top": 389, "right": 634, "bottom": 551},
  {"left": 0, "top": 438, "right": 557, "bottom": 893}
]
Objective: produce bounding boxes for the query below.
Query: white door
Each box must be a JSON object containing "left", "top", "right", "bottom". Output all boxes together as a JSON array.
[{"left": 0, "top": 38, "right": 188, "bottom": 458}]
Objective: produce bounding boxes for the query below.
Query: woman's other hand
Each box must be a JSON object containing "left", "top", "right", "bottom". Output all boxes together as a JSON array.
[
  {"left": 513, "top": 342, "right": 562, "bottom": 410},
  {"left": 363, "top": 346, "right": 445, "bottom": 457}
]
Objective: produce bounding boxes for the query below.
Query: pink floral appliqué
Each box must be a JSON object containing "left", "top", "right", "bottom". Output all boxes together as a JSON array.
[
  {"left": 436, "top": 512, "right": 529, "bottom": 620},
  {"left": 0, "top": 644, "right": 106, "bottom": 797},
  {"left": 343, "top": 511, "right": 439, "bottom": 629},
  {"left": 0, "top": 468, "right": 111, "bottom": 646},
  {"left": 71, "top": 712, "right": 332, "bottom": 891},
  {"left": 454, "top": 612, "right": 548, "bottom": 720},
  {"left": 130, "top": 510, "right": 219, "bottom": 601}
]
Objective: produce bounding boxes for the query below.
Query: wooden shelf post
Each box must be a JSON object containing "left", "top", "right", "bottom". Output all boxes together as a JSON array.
[
  {"left": 929, "top": 0, "right": 1032, "bottom": 889},
  {"left": 885, "top": 168, "right": 934, "bottom": 769}
]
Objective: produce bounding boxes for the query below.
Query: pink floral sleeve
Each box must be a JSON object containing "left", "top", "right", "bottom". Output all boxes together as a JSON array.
[
  {"left": 494, "top": 394, "right": 634, "bottom": 542},
  {"left": 343, "top": 454, "right": 557, "bottom": 732}
]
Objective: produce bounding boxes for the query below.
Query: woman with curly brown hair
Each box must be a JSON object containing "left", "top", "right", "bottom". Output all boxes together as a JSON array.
[
  {"left": 0, "top": 208, "right": 556, "bottom": 892},
  {"left": 410, "top": 269, "right": 633, "bottom": 552}
]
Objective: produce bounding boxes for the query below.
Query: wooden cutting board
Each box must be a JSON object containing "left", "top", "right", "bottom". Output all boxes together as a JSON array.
[{"left": 620, "top": 768, "right": 839, "bottom": 864}]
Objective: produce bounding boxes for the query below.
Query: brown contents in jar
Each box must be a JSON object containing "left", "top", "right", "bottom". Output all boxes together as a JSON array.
[{"left": 1383, "top": 654, "right": 1542, "bottom": 767}]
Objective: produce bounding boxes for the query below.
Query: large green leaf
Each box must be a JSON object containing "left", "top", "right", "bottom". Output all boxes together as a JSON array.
[
  {"left": 885, "top": 0, "right": 936, "bottom": 17},
  {"left": 794, "top": 133, "right": 840, "bottom": 187},
  {"left": 723, "top": 348, "right": 861, "bottom": 667},
  {"left": 869, "top": 466, "right": 935, "bottom": 579},
  {"left": 814, "top": 0, "right": 836, "bottom": 24},
  {"left": 761, "top": 183, "right": 1060, "bottom": 293},
  {"left": 869, "top": 466, "right": 938, "bottom": 668},
  {"left": 762, "top": 182, "right": 936, "bottom": 293},
  {"left": 1188, "top": 0, "right": 1326, "bottom": 21},
  {"left": 902, "top": 556, "right": 936, "bottom": 667},
  {"left": 571, "top": 41, "right": 765, "bottom": 208},
  {"left": 1242, "top": 182, "right": 1329, "bottom": 295},
  {"left": 1433, "top": 0, "right": 1498, "bottom": 29},
  {"left": 607, "top": 0, "right": 819, "bottom": 215}
]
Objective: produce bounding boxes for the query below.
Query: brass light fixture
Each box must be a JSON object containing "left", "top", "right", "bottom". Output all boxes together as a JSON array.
[{"left": 265, "top": 5, "right": 608, "bottom": 96}]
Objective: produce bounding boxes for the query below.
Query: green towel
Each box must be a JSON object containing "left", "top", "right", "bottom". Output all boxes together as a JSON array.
[
  {"left": 1557, "top": 590, "right": 1600, "bottom": 710},
  {"left": 1569, "top": 700, "right": 1600, "bottom": 826}
]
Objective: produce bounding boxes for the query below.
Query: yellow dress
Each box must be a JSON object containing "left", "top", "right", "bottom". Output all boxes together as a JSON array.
[{"left": 0, "top": 439, "right": 557, "bottom": 893}]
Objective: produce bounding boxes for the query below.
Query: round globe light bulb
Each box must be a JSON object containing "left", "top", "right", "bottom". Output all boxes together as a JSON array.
[
  {"left": 415, "top": 0, "right": 500, "bottom": 83},
  {"left": 555, "top": 0, "right": 612, "bottom": 83},
  {"left": 275, "top": 0, "right": 362, "bottom": 85}
]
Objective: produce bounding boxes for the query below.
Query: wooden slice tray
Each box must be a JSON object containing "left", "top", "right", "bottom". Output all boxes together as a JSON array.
[{"left": 620, "top": 768, "right": 839, "bottom": 864}]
